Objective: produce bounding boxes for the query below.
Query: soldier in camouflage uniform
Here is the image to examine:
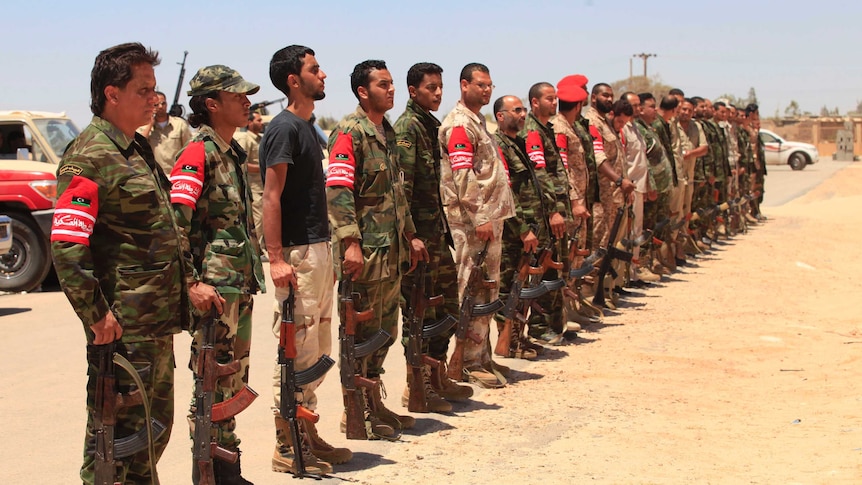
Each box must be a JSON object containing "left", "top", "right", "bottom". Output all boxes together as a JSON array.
[
  {"left": 439, "top": 63, "right": 515, "bottom": 388},
  {"left": 394, "top": 62, "right": 473, "bottom": 410},
  {"left": 169, "top": 65, "right": 265, "bottom": 485},
  {"left": 519, "top": 82, "right": 572, "bottom": 342},
  {"left": 736, "top": 109, "right": 758, "bottom": 223},
  {"left": 51, "top": 42, "right": 192, "bottom": 485},
  {"left": 326, "top": 60, "right": 427, "bottom": 433},
  {"left": 684, "top": 97, "right": 713, "bottom": 251},
  {"left": 492, "top": 94, "right": 541, "bottom": 357},
  {"left": 702, "top": 99, "right": 730, "bottom": 237},
  {"left": 746, "top": 104, "right": 767, "bottom": 220},
  {"left": 564, "top": 75, "right": 601, "bottom": 254}
]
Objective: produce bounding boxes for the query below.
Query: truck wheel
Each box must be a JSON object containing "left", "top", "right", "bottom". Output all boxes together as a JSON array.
[
  {"left": 789, "top": 152, "right": 807, "bottom": 171},
  {"left": 0, "top": 214, "right": 53, "bottom": 292}
]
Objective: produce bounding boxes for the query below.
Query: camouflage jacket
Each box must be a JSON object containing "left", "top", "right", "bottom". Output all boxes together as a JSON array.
[
  {"left": 519, "top": 113, "right": 570, "bottom": 220},
  {"left": 691, "top": 120, "right": 712, "bottom": 182},
  {"left": 438, "top": 100, "right": 514, "bottom": 228},
  {"left": 495, "top": 129, "right": 548, "bottom": 243},
  {"left": 169, "top": 124, "right": 265, "bottom": 296},
  {"left": 585, "top": 106, "right": 627, "bottom": 200},
  {"left": 549, "top": 113, "right": 588, "bottom": 206},
  {"left": 651, "top": 116, "right": 680, "bottom": 187},
  {"left": 393, "top": 99, "right": 445, "bottom": 239},
  {"left": 704, "top": 119, "right": 728, "bottom": 182},
  {"left": 51, "top": 116, "right": 191, "bottom": 340},
  {"left": 635, "top": 118, "right": 674, "bottom": 194},
  {"left": 573, "top": 116, "right": 601, "bottom": 206},
  {"left": 737, "top": 127, "right": 753, "bottom": 170},
  {"left": 326, "top": 105, "right": 416, "bottom": 282},
  {"left": 719, "top": 120, "right": 739, "bottom": 171}
]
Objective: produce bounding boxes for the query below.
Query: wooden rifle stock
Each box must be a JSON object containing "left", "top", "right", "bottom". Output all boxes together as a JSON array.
[{"left": 448, "top": 241, "right": 492, "bottom": 381}]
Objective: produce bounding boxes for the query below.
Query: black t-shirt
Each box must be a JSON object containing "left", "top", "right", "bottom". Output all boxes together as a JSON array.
[{"left": 259, "top": 110, "right": 330, "bottom": 246}]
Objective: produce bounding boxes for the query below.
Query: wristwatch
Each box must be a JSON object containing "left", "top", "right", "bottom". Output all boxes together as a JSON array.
[{"left": 615, "top": 176, "right": 623, "bottom": 187}]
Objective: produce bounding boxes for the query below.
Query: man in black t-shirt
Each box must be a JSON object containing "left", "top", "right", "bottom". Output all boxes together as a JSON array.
[{"left": 261, "top": 44, "right": 351, "bottom": 476}]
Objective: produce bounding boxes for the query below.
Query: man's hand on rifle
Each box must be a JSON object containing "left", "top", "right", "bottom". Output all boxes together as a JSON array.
[
  {"left": 475, "top": 221, "right": 494, "bottom": 241},
  {"left": 549, "top": 212, "right": 566, "bottom": 239},
  {"left": 407, "top": 235, "right": 429, "bottom": 273},
  {"left": 90, "top": 311, "right": 122, "bottom": 345},
  {"left": 269, "top": 255, "right": 298, "bottom": 290},
  {"left": 572, "top": 202, "right": 590, "bottom": 221},
  {"left": 621, "top": 178, "right": 635, "bottom": 196},
  {"left": 188, "top": 281, "right": 225, "bottom": 314},
  {"left": 342, "top": 238, "right": 364, "bottom": 281},
  {"left": 520, "top": 229, "right": 538, "bottom": 253}
]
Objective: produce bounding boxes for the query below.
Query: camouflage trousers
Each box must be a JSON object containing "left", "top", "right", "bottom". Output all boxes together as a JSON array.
[
  {"left": 400, "top": 231, "right": 459, "bottom": 362},
  {"left": 188, "top": 293, "right": 254, "bottom": 450},
  {"left": 82, "top": 336, "right": 175, "bottom": 485},
  {"left": 644, "top": 191, "right": 671, "bottom": 237},
  {"left": 271, "top": 241, "right": 333, "bottom": 413},
  {"left": 450, "top": 221, "right": 502, "bottom": 367},
  {"left": 593, "top": 179, "right": 625, "bottom": 249},
  {"left": 347, "top": 264, "right": 402, "bottom": 378}
]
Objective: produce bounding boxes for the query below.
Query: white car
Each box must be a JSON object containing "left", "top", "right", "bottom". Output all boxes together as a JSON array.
[
  {"left": 759, "top": 129, "right": 820, "bottom": 171},
  {"left": 0, "top": 215, "right": 11, "bottom": 256}
]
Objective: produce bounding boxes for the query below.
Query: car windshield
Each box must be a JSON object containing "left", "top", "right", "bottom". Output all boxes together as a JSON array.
[{"left": 33, "top": 118, "right": 80, "bottom": 158}]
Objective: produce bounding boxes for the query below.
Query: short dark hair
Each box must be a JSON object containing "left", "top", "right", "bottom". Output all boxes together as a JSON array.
[
  {"left": 591, "top": 83, "right": 611, "bottom": 96},
  {"left": 155, "top": 91, "right": 166, "bottom": 99},
  {"left": 459, "top": 63, "right": 489, "bottom": 83},
  {"left": 269, "top": 45, "right": 315, "bottom": 97},
  {"left": 492, "top": 96, "right": 507, "bottom": 115},
  {"left": 188, "top": 91, "right": 220, "bottom": 129},
  {"left": 745, "top": 103, "right": 759, "bottom": 115},
  {"left": 90, "top": 42, "right": 160, "bottom": 116},
  {"left": 350, "top": 59, "right": 387, "bottom": 101},
  {"left": 690, "top": 96, "right": 704, "bottom": 105},
  {"left": 713, "top": 101, "right": 727, "bottom": 109},
  {"left": 668, "top": 88, "right": 685, "bottom": 97},
  {"left": 248, "top": 111, "right": 260, "bottom": 122},
  {"left": 639, "top": 92, "right": 655, "bottom": 104},
  {"left": 659, "top": 95, "right": 679, "bottom": 111},
  {"left": 613, "top": 98, "right": 633, "bottom": 117},
  {"left": 558, "top": 99, "right": 580, "bottom": 113},
  {"left": 528, "top": 82, "right": 553, "bottom": 105},
  {"left": 406, "top": 62, "right": 442, "bottom": 89}
]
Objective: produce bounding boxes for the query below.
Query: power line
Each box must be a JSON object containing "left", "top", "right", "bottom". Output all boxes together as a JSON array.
[{"left": 632, "top": 53, "right": 657, "bottom": 77}]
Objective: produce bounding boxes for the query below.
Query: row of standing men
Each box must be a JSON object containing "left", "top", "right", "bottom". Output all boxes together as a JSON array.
[{"left": 50, "top": 42, "right": 767, "bottom": 484}]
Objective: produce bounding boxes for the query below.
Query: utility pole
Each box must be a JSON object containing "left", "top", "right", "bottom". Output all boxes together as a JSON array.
[{"left": 632, "top": 52, "right": 657, "bottom": 77}]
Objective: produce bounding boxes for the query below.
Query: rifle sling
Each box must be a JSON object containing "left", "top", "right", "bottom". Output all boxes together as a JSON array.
[{"left": 112, "top": 352, "right": 159, "bottom": 485}]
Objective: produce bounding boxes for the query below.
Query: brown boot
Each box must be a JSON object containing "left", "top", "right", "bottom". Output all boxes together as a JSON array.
[
  {"left": 273, "top": 415, "right": 333, "bottom": 476},
  {"left": 368, "top": 378, "right": 415, "bottom": 429},
  {"left": 402, "top": 364, "right": 452, "bottom": 413},
  {"left": 300, "top": 417, "right": 352, "bottom": 465},
  {"left": 425, "top": 356, "right": 473, "bottom": 401},
  {"left": 339, "top": 388, "right": 397, "bottom": 439}
]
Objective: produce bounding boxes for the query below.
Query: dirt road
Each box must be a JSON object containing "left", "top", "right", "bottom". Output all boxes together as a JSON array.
[{"left": 1, "top": 161, "right": 859, "bottom": 484}]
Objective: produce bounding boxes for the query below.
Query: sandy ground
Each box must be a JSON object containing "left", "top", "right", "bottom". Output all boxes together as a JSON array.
[{"left": 1, "top": 161, "right": 860, "bottom": 484}]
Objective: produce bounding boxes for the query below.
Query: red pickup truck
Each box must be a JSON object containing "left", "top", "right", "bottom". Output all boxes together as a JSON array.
[{"left": 0, "top": 159, "right": 56, "bottom": 292}]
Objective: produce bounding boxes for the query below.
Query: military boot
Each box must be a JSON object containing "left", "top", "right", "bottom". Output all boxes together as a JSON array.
[
  {"left": 339, "top": 388, "right": 396, "bottom": 439},
  {"left": 273, "top": 416, "right": 333, "bottom": 476},
  {"left": 300, "top": 417, "right": 353, "bottom": 465},
  {"left": 212, "top": 450, "right": 254, "bottom": 485},
  {"left": 402, "top": 364, "right": 452, "bottom": 413},
  {"left": 425, "top": 356, "right": 473, "bottom": 401},
  {"left": 368, "top": 378, "right": 415, "bottom": 430}
]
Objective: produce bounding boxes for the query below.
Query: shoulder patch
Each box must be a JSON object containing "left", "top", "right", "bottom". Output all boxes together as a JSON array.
[
  {"left": 326, "top": 132, "right": 356, "bottom": 189},
  {"left": 170, "top": 141, "right": 206, "bottom": 208},
  {"left": 51, "top": 175, "right": 99, "bottom": 246},
  {"left": 58, "top": 164, "right": 84, "bottom": 176},
  {"left": 525, "top": 130, "right": 546, "bottom": 169},
  {"left": 396, "top": 139, "right": 412, "bottom": 149},
  {"left": 447, "top": 126, "right": 474, "bottom": 171}
]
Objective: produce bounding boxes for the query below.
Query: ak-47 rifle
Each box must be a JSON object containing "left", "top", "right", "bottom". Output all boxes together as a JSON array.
[
  {"left": 592, "top": 206, "right": 633, "bottom": 308},
  {"left": 91, "top": 342, "right": 167, "bottom": 485},
  {"left": 494, "top": 249, "right": 550, "bottom": 358},
  {"left": 447, "top": 240, "right": 505, "bottom": 381},
  {"left": 168, "top": 51, "right": 188, "bottom": 118},
  {"left": 279, "top": 289, "right": 335, "bottom": 479},
  {"left": 250, "top": 97, "right": 287, "bottom": 116},
  {"left": 405, "top": 262, "right": 457, "bottom": 412},
  {"left": 192, "top": 307, "right": 259, "bottom": 484},
  {"left": 338, "top": 279, "right": 391, "bottom": 440}
]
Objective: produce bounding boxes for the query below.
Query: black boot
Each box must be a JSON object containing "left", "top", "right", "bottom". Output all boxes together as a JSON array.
[{"left": 213, "top": 452, "right": 254, "bottom": 485}]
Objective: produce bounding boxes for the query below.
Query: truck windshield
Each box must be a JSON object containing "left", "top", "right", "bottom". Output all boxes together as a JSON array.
[{"left": 33, "top": 118, "right": 80, "bottom": 158}]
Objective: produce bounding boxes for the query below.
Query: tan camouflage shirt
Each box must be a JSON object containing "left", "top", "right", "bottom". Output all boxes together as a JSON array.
[
  {"left": 234, "top": 129, "right": 263, "bottom": 193},
  {"left": 138, "top": 115, "right": 192, "bottom": 175},
  {"left": 438, "top": 101, "right": 515, "bottom": 228},
  {"left": 550, "top": 112, "right": 588, "bottom": 205}
]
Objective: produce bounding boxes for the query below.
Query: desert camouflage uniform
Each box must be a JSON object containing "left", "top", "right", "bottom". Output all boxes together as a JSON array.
[
  {"left": 139, "top": 115, "right": 193, "bottom": 175},
  {"left": 439, "top": 100, "right": 514, "bottom": 368},
  {"left": 51, "top": 116, "right": 191, "bottom": 485},
  {"left": 704, "top": 119, "right": 729, "bottom": 204},
  {"left": 169, "top": 124, "right": 265, "bottom": 450},
  {"left": 688, "top": 120, "right": 712, "bottom": 229},
  {"left": 584, "top": 106, "right": 627, "bottom": 249},
  {"left": 720, "top": 120, "right": 740, "bottom": 196},
  {"left": 551, "top": 112, "right": 589, "bottom": 242},
  {"left": 394, "top": 99, "right": 458, "bottom": 362},
  {"left": 573, "top": 115, "right": 601, "bottom": 249},
  {"left": 327, "top": 105, "right": 416, "bottom": 377},
  {"left": 234, "top": 129, "right": 264, "bottom": 251}
]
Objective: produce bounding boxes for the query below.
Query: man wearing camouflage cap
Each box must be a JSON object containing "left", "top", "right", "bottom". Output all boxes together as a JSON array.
[
  {"left": 51, "top": 42, "right": 194, "bottom": 485},
  {"left": 169, "top": 64, "right": 265, "bottom": 485}
]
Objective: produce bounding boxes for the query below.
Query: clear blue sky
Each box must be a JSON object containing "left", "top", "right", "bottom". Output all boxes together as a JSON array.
[{"left": 3, "top": 0, "right": 859, "bottom": 128}]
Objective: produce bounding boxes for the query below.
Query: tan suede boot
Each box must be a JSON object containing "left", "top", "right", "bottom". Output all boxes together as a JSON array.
[
  {"left": 272, "top": 415, "right": 333, "bottom": 476},
  {"left": 300, "top": 417, "right": 352, "bottom": 465},
  {"left": 368, "top": 378, "right": 415, "bottom": 429},
  {"left": 401, "top": 364, "right": 452, "bottom": 413},
  {"left": 425, "top": 356, "right": 473, "bottom": 401}
]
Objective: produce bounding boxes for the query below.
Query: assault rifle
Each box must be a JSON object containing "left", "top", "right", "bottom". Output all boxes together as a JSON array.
[
  {"left": 168, "top": 51, "right": 188, "bottom": 118},
  {"left": 279, "top": 289, "right": 335, "bottom": 479},
  {"left": 494, "top": 249, "right": 550, "bottom": 358},
  {"left": 92, "top": 342, "right": 167, "bottom": 485},
  {"left": 592, "top": 206, "right": 633, "bottom": 308},
  {"left": 338, "top": 279, "right": 391, "bottom": 440},
  {"left": 193, "top": 307, "right": 259, "bottom": 484},
  {"left": 405, "top": 262, "right": 457, "bottom": 412},
  {"left": 447, "top": 240, "right": 505, "bottom": 381},
  {"left": 250, "top": 97, "right": 286, "bottom": 116}
]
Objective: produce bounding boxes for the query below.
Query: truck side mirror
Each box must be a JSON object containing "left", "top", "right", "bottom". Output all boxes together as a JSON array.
[{"left": 16, "top": 148, "right": 32, "bottom": 160}]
